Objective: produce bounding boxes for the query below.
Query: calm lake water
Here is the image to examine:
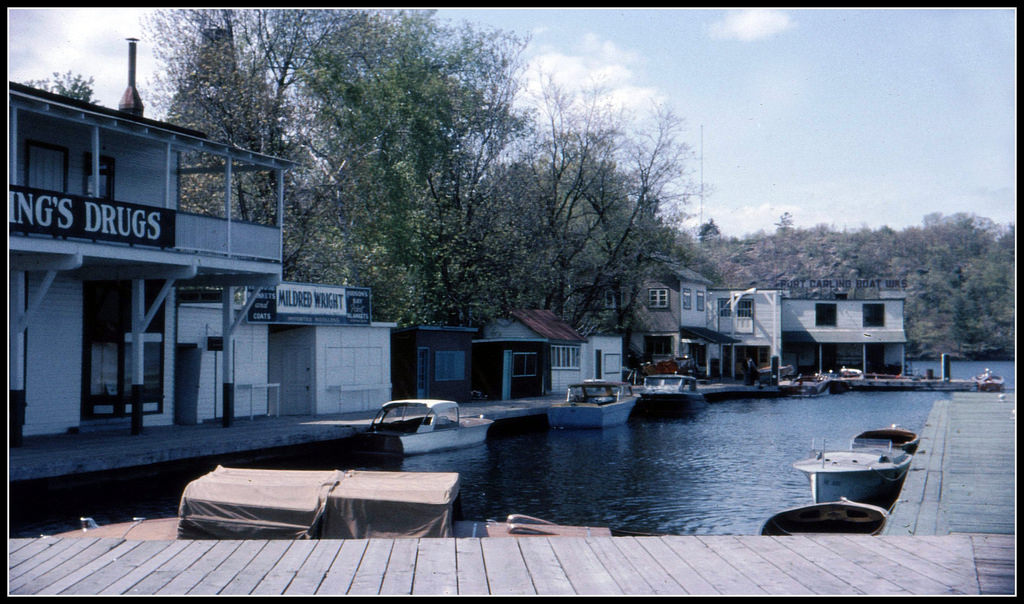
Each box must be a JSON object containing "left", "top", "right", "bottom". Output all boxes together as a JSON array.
[{"left": 10, "top": 360, "right": 1013, "bottom": 538}]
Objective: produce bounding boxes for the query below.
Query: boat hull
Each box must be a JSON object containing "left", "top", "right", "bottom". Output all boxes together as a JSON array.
[
  {"left": 547, "top": 399, "right": 636, "bottom": 429},
  {"left": 635, "top": 393, "right": 707, "bottom": 416},
  {"left": 761, "top": 499, "right": 888, "bottom": 536},
  {"left": 355, "top": 418, "right": 492, "bottom": 456},
  {"left": 793, "top": 452, "right": 911, "bottom": 506}
]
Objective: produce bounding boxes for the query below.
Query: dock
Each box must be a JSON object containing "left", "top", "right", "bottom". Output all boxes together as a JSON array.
[{"left": 8, "top": 393, "right": 1014, "bottom": 595}]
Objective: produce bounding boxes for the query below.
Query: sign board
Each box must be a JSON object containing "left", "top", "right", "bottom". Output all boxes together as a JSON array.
[
  {"left": 774, "top": 278, "right": 908, "bottom": 290},
  {"left": 9, "top": 185, "right": 175, "bottom": 248},
  {"left": 246, "top": 282, "right": 371, "bottom": 325}
]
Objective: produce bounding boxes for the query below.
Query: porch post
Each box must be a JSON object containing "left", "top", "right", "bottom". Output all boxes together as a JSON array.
[
  {"left": 10, "top": 272, "right": 27, "bottom": 447},
  {"left": 131, "top": 279, "right": 145, "bottom": 435},
  {"left": 222, "top": 286, "right": 235, "bottom": 427}
]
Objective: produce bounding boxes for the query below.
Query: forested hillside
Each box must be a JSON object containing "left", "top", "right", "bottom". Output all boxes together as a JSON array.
[{"left": 691, "top": 213, "right": 1015, "bottom": 360}]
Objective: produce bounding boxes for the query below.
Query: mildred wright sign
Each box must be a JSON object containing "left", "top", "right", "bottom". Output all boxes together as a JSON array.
[{"left": 247, "top": 282, "right": 371, "bottom": 325}]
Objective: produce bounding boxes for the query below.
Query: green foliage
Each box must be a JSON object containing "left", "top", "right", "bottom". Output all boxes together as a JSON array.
[{"left": 23, "top": 71, "right": 95, "bottom": 102}]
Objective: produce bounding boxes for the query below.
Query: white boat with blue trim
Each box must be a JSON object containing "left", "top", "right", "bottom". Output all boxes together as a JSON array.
[
  {"left": 547, "top": 381, "right": 637, "bottom": 429},
  {"left": 353, "top": 399, "right": 493, "bottom": 456}
]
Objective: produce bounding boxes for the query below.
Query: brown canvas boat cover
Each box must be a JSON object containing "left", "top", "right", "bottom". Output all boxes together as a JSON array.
[
  {"left": 320, "top": 470, "right": 460, "bottom": 539},
  {"left": 177, "top": 466, "right": 459, "bottom": 540}
]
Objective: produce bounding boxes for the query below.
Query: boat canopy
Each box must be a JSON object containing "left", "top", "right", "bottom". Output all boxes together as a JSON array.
[{"left": 177, "top": 466, "right": 460, "bottom": 540}]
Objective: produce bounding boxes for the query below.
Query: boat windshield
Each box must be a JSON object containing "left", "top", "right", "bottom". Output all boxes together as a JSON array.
[
  {"left": 645, "top": 377, "right": 683, "bottom": 388},
  {"left": 372, "top": 403, "right": 429, "bottom": 433},
  {"left": 568, "top": 385, "right": 621, "bottom": 404}
]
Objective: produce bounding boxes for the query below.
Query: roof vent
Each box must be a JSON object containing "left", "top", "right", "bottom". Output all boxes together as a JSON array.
[{"left": 118, "top": 38, "right": 144, "bottom": 117}]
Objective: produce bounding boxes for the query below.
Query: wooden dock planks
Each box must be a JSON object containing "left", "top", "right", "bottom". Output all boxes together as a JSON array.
[{"left": 9, "top": 534, "right": 1013, "bottom": 595}]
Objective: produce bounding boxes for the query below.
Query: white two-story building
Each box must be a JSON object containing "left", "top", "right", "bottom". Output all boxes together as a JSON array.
[{"left": 7, "top": 37, "right": 316, "bottom": 445}]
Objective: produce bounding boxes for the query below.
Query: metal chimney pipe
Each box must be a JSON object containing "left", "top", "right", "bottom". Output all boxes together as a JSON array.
[{"left": 119, "top": 38, "right": 144, "bottom": 117}]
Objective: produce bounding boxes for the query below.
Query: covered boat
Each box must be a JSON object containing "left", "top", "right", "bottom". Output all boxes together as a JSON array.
[
  {"left": 635, "top": 374, "right": 707, "bottom": 416},
  {"left": 177, "top": 466, "right": 461, "bottom": 539},
  {"left": 853, "top": 424, "right": 920, "bottom": 454},
  {"left": 351, "top": 399, "right": 493, "bottom": 456},
  {"left": 792, "top": 441, "right": 912, "bottom": 506},
  {"left": 547, "top": 381, "right": 637, "bottom": 429},
  {"left": 55, "top": 467, "right": 608, "bottom": 541},
  {"left": 761, "top": 498, "right": 889, "bottom": 536}
]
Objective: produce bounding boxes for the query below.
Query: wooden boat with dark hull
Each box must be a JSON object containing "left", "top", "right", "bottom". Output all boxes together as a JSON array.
[
  {"left": 853, "top": 425, "right": 920, "bottom": 454},
  {"left": 53, "top": 467, "right": 609, "bottom": 541},
  {"left": 761, "top": 498, "right": 889, "bottom": 536}
]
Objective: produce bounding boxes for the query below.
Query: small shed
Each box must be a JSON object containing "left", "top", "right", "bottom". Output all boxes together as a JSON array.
[
  {"left": 474, "top": 309, "right": 587, "bottom": 400},
  {"left": 391, "top": 326, "right": 477, "bottom": 402}
]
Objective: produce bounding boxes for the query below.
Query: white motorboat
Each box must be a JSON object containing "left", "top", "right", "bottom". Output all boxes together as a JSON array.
[
  {"left": 635, "top": 374, "right": 707, "bottom": 416},
  {"left": 792, "top": 439, "right": 912, "bottom": 506},
  {"left": 547, "top": 381, "right": 637, "bottom": 429},
  {"left": 353, "top": 399, "right": 493, "bottom": 456},
  {"left": 761, "top": 498, "right": 889, "bottom": 536}
]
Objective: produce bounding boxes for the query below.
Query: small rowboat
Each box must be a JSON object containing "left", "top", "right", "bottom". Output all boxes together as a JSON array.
[{"left": 761, "top": 498, "right": 889, "bottom": 536}]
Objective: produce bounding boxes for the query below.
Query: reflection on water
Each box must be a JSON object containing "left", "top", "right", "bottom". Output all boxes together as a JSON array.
[{"left": 10, "top": 359, "right": 1013, "bottom": 538}]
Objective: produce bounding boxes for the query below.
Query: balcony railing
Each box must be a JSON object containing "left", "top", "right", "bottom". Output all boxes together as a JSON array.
[{"left": 175, "top": 212, "right": 281, "bottom": 262}]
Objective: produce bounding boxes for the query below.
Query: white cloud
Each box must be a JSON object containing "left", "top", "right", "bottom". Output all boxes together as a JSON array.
[
  {"left": 521, "top": 34, "right": 664, "bottom": 117},
  {"left": 708, "top": 10, "right": 795, "bottom": 42}
]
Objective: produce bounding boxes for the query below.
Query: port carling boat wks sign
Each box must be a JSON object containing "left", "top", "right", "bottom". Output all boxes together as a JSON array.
[
  {"left": 247, "top": 282, "right": 371, "bottom": 325},
  {"left": 9, "top": 185, "right": 175, "bottom": 248}
]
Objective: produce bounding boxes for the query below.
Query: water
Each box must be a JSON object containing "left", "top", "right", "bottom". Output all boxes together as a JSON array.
[{"left": 10, "top": 360, "right": 1013, "bottom": 538}]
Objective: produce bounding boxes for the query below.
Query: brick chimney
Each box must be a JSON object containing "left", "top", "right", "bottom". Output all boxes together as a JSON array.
[{"left": 118, "top": 38, "right": 144, "bottom": 117}]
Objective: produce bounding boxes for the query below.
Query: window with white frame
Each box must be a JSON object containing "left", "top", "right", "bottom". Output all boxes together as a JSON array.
[
  {"left": 551, "top": 345, "right": 581, "bottom": 369},
  {"left": 648, "top": 288, "right": 669, "bottom": 308},
  {"left": 696, "top": 290, "right": 705, "bottom": 312},
  {"left": 682, "top": 288, "right": 692, "bottom": 310},
  {"left": 718, "top": 298, "right": 731, "bottom": 317}
]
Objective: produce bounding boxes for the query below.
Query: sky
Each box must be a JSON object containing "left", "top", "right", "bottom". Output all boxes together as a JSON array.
[{"left": 7, "top": 8, "right": 1016, "bottom": 237}]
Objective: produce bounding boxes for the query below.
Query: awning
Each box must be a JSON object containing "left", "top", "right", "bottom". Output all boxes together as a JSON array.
[
  {"left": 679, "top": 326, "right": 740, "bottom": 344},
  {"left": 782, "top": 330, "right": 907, "bottom": 344}
]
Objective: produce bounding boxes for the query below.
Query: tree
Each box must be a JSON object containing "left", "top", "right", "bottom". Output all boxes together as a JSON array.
[{"left": 24, "top": 71, "right": 95, "bottom": 102}]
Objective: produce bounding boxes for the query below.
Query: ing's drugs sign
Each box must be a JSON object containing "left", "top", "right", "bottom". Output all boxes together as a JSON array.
[{"left": 247, "top": 283, "right": 371, "bottom": 325}]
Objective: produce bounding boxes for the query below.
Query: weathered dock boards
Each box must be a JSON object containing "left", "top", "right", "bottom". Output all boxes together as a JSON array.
[
  {"left": 8, "top": 533, "right": 1013, "bottom": 595},
  {"left": 886, "top": 392, "right": 1015, "bottom": 537}
]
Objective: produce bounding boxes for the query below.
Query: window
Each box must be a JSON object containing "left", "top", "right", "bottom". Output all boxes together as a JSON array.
[
  {"left": 718, "top": 298, "right": 731, "bottom": 317},
  {"left": 648, "top": 288, "right": 669, "bottom": 308},
  {"left": 84, "top": 153, "right": 115, "bottom": 199},
  {"left": 434, "top": 350, "right": 465, "bottom": 381},
  {"left": 26, "top": 141, "right": 68, "bottom": 191},
  {"left": 604, "top": 289, "right": 621, "bottom": 310},
  {"left": 512, "top": 352, "right": 537, "bottom": 377},
  {"left": 816, "top": 303, "right": 837, "bottom": 326},
  {"left": 736, "top": 298, "right": 753, "bottom": 318},
  {"left": 682, "top": 288, "right": 692, "bottom": 310},
  {"left": 644, "top": 336, "right": 673, "bottom": 357},
  {"left": 863, "top": 303, "right": 885, "bottom": 327},
  {"left": 696, "top": 291, "right": 705, "bottom": 312},
  {"left": 551, "top": 345, "right": 581, "bottom": 369}
]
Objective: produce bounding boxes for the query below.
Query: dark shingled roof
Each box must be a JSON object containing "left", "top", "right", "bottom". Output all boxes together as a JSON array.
[{"left": 510, "top": 309, "right": 586, "bottom": 342}]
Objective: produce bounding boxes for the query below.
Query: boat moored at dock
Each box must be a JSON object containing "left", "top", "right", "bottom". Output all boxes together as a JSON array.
[
  {"left": 760, "top": 497, "right": 889, "bottom": 536},
  {"left": 547, "top": 381, "right": 637, "bottom": 429},
  {"left": 352, "top": 399, "right": 493, "bottom": 456},
  {"left": 792, "top": 439, "right": 912, "bottom": 506},
  {"left": 635, "top": 374, "right": 707, "bottom": 416},
  {"left": 853, "top": 424, "right": 920, "bottom": 454}
]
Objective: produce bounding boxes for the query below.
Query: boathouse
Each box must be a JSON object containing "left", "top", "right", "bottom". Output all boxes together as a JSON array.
[
  {"left": 473, "top": 309, "right": 620, "bottom": 399},
  {"left": 391, "top": 326, "right": 477, "bottom": 402},
  {"left": 8, "top": 45, "right": 299, "bottom": 443}
]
